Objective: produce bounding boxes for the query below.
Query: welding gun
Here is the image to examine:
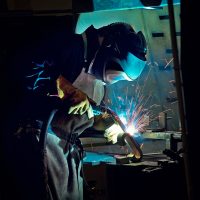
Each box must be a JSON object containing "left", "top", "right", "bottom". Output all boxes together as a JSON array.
[{"left": 81, "top": 104, "right": 143, "bottom": 161}]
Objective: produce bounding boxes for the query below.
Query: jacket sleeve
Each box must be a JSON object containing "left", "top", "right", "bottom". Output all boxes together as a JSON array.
[{"left": 50, "top": 109, "right": 94, "bottom": 140}]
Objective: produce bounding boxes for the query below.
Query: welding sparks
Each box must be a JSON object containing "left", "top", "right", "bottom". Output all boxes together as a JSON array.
[
  {"left": 126, "top": 124, "right": 138, "bottom": 135},
  {"left": 105, "top": 80, "right": 152, "bottom": 136},
  {"left": 104, "top": 65, "right": 154, "bottom": 136},
  {"left": 105, "top": 60, "right": 180, "bottom": 136},
  {"left": 118, "top": 115, "right": 138, "bottom": 135},
  {"left": 164, "top": 58, "right": 173, "bottom": 69}
]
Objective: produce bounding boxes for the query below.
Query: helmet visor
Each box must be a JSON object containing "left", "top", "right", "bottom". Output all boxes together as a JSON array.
[{"left": 114, "top": 52, "right": 146, "bottom": 80}]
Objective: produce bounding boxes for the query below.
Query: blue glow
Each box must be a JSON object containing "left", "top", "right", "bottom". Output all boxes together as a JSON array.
[
  {"left": 118, "top": 113, "right": 138, "bottom": 136},
  {"left": 26, "top": 61, "right": 50, "bottom": 90},
  {"left": 93, "top": 0, "right": 180, "bottom": 11},
  {"left": 114, "top": 53, "right": 146, "bottom": 80},
  {"left": 118, "top": 115, "right": 126, "bottom": 125},
  {"left": 106, "top": 87, "right": 149, "bottom": 137},
  {"left": 83, "top": 152, "right": 116, "bottom": 165},
  {"left": 126, "top": 124, "right": 138, "bottom": 135}
]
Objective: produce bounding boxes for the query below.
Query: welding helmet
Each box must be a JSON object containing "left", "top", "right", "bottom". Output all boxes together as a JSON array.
[
  {"left": 90, "top": 23, "right": 147, "bottom": 83},
  {"left": 110, "top": 50, "right": 146, "bottom": 80}
]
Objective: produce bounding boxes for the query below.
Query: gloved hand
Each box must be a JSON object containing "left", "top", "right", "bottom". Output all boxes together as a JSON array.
[
  {"left": 56, "top": 75, "right": 91, "bottom": 116},
  {"left": 93, "top": 112, "right": 116, "bottom": 131},
  {"left": 92, "top": 112, "right": 124, "bottom": 144},
  {"left": 104, "top": 123, "right": 124, "bottom": 144}
]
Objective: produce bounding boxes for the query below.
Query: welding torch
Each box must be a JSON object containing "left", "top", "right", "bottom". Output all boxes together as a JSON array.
[{"left": 81, "top": 104, "right": 143, "bottom": 162}]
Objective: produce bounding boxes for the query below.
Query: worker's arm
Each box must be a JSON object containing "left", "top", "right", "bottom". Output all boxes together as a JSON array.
[
  {"left": 91, "top": 106, "right": 143, "bottom": 160},
  {"left": 56, "top": 75, "right": 91, "bottom": 116}
]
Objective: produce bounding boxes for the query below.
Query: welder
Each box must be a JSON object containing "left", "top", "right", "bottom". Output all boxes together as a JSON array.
[{"left": 8, "top": 22, "right": 147, "bottom": 200}]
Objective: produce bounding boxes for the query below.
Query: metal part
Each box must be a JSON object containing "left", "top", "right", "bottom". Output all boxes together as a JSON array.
[
  {"left": 117, "top": 133, "right": 143, "bottom": 160},
  {"left": 81, "top": 104, "right": 143, "bottom": 161},
  {"left": 142, "top": 131, "right": 182, "bottom": 153},
  {"left": 142, "top": 131, "right": 181, "bottom": 140}
]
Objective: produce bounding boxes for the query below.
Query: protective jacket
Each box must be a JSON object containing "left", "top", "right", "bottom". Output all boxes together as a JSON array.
[{"left": 7, "top": 23, "right": 100, "bottom": 200}]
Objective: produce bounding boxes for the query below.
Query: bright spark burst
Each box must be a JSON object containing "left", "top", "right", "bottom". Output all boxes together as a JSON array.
[
  {"left": 104, "top": 60, "right": 180, "bottom": 136},
  {"left": 104, "top": 66, "right": 154, "bottom": 136}
]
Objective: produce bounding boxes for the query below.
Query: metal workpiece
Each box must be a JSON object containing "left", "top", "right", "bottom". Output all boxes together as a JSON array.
[
  {"left": 117, "top": 133, "right": 143, "bottom": 160},
  {"left": 142, "top": 131, "right": 181, "bottom": 140},
  {"left": 81, "top": 130, "right": 183, "bottom": 160},
  {"left": 142, "top": 131, "right": 182, "bottom": 154}
]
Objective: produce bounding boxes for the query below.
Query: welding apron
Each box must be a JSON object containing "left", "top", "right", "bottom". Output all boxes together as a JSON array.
[{"left": 12, "top": 109, "right": 93, "bottom": 200}]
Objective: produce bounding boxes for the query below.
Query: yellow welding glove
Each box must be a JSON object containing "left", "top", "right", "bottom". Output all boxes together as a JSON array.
[
  {"left": 104, "top": 123, "right": 124, "bottom": 144},
  {"left": 92, "top": 112, "right": 124, "bottom": 144},
  {"left": 56, "top": 75, "right": 91, "bottom": 116}
]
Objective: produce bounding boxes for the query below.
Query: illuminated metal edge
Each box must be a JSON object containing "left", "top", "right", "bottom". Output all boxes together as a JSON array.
[
  {"left": 93, "top": 0, "right": 180, "bottom": 11},
  {"left": 142, "top": 131, "right": 182, "bottom": 140},
  {"left": 80, "top": 131, "right": 182, "bottom": 148},
  {"left": 80, "top": 137, "right": 111, "bottom": 148}
]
